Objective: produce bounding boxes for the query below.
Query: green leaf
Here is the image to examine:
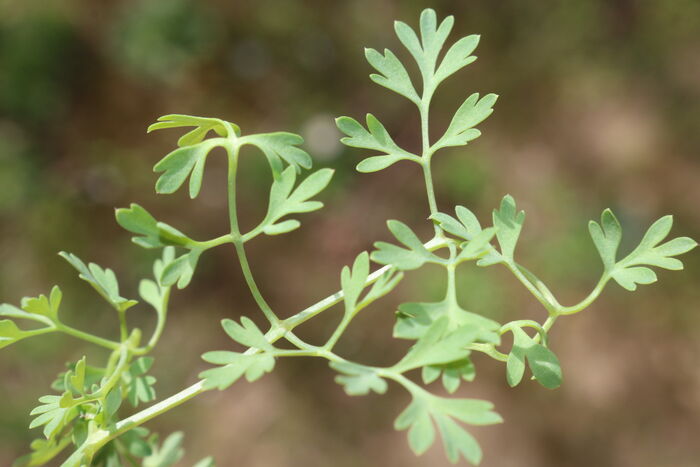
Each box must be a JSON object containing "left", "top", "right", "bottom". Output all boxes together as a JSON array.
[
  {"left": 336, "top": 114, "right": 418, "bottom": 173},
  {"left": 330, "top": 361, "right": 388, "bottom": 396},
  {"left": 59, "top": 252, "right": 138, "bottom": 312},
  {"left": 124, "top": 357, "right": 157, "bottom": 407},
  {"left": 148, "top": 114, "right": 236, "bottom": 144},
  {"left": 492, "top": 195, "right": 525, "bottom": 261},
  {"left": 394, "top": 391, "right": 501, "bottom": 464},
  {"left": 143, "top": 432, "right": 185, "bottom": 467},
  {"left": 365, "top": 47, "right": 419, "bottom": 103},
  {"left": 394, "top": 9, "right": 454, "bottom": 80},
  {"left": 434, "top": 35, "right": 479, "bottom": 85},
  {"left": 422, "top": 358, "right": 476, "bottom": 394},
  {"left": 588, "top": 209, "right": 622, "bottom": 270},
  {"left": 244, "top": 132, "right": 312, "bottom": 177},
  {"left": 153, "top": 139, "right": 222, "bottom": 198},
  {"left": 371, "top": 220, "right": 441, "bottom": 270},
  {"left": 257, "top": 166, "right": 334, "bottom": 236},
  {"left": 116, "top": 204, "right": 194, "bottom": 248},
  {"left": 199, "top": 353, "right": 275, "bottom": 390},
  {"left": 160, "top": 249, "right": 202, "bottom": 289},
  {"left": 434, "top": 93, "right": 496, "bottom": 150},
  {"left": 341, "top": 252, "right": 370, "bottom": 312},
  {"left": 0, "top": 320, "right": 36, "bottom": 350},
  {"left": 394, "top": 300, "right": 500, "bottom": 344},
  {"left": 613, "top": 215, "right": 697, "bottom": 290},
  {"left": 392, "top": 318, "right": 475, "bottom": 372},
  {"left": 29, "top": 394, "right": 79, "bottom": 439},
  {"left": 505, "top": 327, "right": 562, "bottom": 389},
  {"left": 361, "top": 268, "right": 403, "bottom": 306},
  {"left": 221, "top": 317, "right": 273, "bottom": 352}
]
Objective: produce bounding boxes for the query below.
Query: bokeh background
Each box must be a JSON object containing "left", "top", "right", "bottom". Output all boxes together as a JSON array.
[{"left": 1, "top": 0, "right": 699, "bottom": 466}]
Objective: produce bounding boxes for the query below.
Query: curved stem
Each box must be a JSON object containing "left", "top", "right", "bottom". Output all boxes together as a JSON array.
[
  {"left": 56, "top": 323, "right": 121, "bottom": 350},
  {"left": 135, "top": 287, "right": 171, "bottom": 356},
  {"left": 226, "top": 143, "right": 279, "bottom": 325}
]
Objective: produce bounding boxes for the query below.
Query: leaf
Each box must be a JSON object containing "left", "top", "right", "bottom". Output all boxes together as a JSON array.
[
  {"left": 200, "top": 353, "right": 276, "bottom": 390},
  {"left": 394, "top": 391, "right": 501, "bottom": 464},
  {"left": 505, "top": 327, "right": 562, "bottom": 389},
  {"left": 458, "top": 227, "right": 497, "bottom": 262},
  {"left": 143, "top": 432, "right": 185, "bottom": 467},
  {"left": 392, "top": 318, "right": 475, "bottom": 372},
  {"left": 341, "top": 251, "right": 370, "bottom": 312},
  {"left": 492, "top": 195, "right": 525, "bottom": 261},
  {"left": 361, "top": 268, "right": 403, "bottom": 306},
  {"left": 221, "top": 317, "right": 273, "bottom": 352},
  {"left": 29, "top": 394, "right": 79, "bottom": 439},
  {"left": 124, "top": 357, "right": 157, "bottom": 407},
  {"left": 116, "top": 204, "right": 193, "bottom": 248},
  {"left": 371, "top": 220, "right": 441, "bottom": 270},
  {"left": 613, "top": 215, "right": 697, "bottom": 290},
  {"left": 394, "top": 300, "right": 500, "bottom": 344},
  {"left": 59, "top": 252, "right": 137, "bottom": 312},
  {"left": 365, "top": 47, "right": 420, "bottom": 103},
  {"left": 434, "top": 35, "right": 480, "bottom": 85},
  {"left": 394, "top": 9, "right": 454, "bottom": 80},
  {"left": 244, "top": 132, "right": 312, "bottom": 177},
  {"left": 330, "top": 361, "right": 388, "bottom": 396},
  {"left": 588, "top": 209, "right": 622, "bottom": 270},
  {"left": 153, "top": 139, "right": 223, "bottom": 198},
  {"left": 434, "top": 93, "right": 496, "bottom": 150},
  {"left": 148, "top": 114, "right": 235, "bottom": 144},
  {"left": 0, "top": 320, "right": 36, "bottom": 350},
  {"left": 421, "top": 358, "right": 476, "bottom": 394},
  {"left": 434, "top": 415, "right": 482, "bottom": 465},
  {"left": 257, "top": 166, "right": 334, "bottom": 236},
  {"left": 336, "top": 115, "right": 418, "bottom": 173},
  {"left": 160, "top": 249, "right": 203, "bottom": 289}
]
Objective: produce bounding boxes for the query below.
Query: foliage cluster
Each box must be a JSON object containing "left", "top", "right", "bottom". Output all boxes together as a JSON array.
[{"left": 1, "top": 9, "right": 695, "bottom": 466}]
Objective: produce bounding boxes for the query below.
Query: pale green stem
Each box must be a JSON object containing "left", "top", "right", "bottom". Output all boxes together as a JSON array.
[
  {"left": 134, "top": 287, "right": 171, "bottom": 356},
  {"left": 226, "top": 144, "right": 279, "bottom": 325},
  {"left": 55, "top": 323, "right": 121, "bottom": 350}
]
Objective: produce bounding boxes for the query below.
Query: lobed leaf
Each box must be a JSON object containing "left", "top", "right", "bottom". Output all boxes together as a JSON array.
[
  {"left": 116, "top": 204, "right": 194, "bottom": 249},
  {"left": 220, "top": 317, "right": 274, "bottom": 352},
  {"left": 371, "top": 220, "right": 442, "bottom": 270},
  {"left": 153, "top": 139, "right": 223, "bottom": 198},
  {"left": 505, "top": 326, "right": 562, "bottom": 389},
  {"left": 492, "top": 195, "right": 525, "bottom": 262},
  {"left": 244, "top": 132, "right": 312, "bottom": 177},
  {"left": 59, "top": 252, "right": 137, "bottom": 312},
  {"left": 336, "top": 114, "right": 418, "bottom": 173},
  {"left": 330, "top": 361, "right": 388, "bottom": 396},
  {"left": 199, "top": 353, "right": 275, "bottom": 390},
  {"left": 365, "top": 47, "right": 420, "bottom": 103}
]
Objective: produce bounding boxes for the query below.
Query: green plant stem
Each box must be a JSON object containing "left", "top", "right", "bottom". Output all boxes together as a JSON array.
[
  {"left": 135, "top": 287, "right": 171, "bottom": 356},
  {"left": 226, "top": 143, "right": 279, "bottom": 325},
  {"left": 192, "top": 234, "right": 234, "bottom": 250},
  {"left": 55, "top": 323, "right": 121, "bottom": 350}
]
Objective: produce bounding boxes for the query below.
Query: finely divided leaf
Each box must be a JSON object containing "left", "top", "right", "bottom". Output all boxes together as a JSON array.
[
  {"left": 492, "top": 195, "right": 525, "bottom": 261},
  {"left": 330, "top": 361, "right": 388, "bottom": 396},
  {"left": 153, "top": 139, "right": 222, "bottom": 198},
  {"left": 220, "top": 317, "right": 273, "bottom": 352},
  {"left": 372, "top": 220, "right": 441, "bottom": 270},
  {"left": 434, "top": 35, "right": 479, "bottom": 85},
  {"left": 59, "top": 252, "right": 137, "bottom": 312},
  {"left": 244, "top": 132, "right": 312, "bottom": 177},
  {"left": 116, "top": 203, "right": 193, "bottom": 248},
  {"left": 588, "top": 209, "right": 622, "bottom": 270},
  {"left": 590, "top": 211, "right": 697, "bottom": 291},
  {"left": 435, "top": 93, "right": 497, "bottom": 150},
  {"left": 200, "top": 352, "right": 275, "bottom": 390},
  {"left": 336, "top": 114, "right": 418, "bottom": 173},
  {"left": 257, "top": 166, "right": 334, "bottom": 236},
  {"left": 394, "top": 300, "right": 500, "bottom": 344},
  {"left": 505, "top": 327, "right": 562, "bottom": 389},
  {"left": 365, "top": 47, "right": 419, "bottom": 103}
]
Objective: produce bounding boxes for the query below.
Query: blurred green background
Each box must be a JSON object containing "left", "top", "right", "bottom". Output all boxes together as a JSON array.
[{"left": 1, "top": 0, "right": 699, "bottom": 466}]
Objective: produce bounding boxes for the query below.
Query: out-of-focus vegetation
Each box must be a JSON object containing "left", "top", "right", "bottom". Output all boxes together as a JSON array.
[{"left": 1, "top": 1, "right": 698, "bottom": 466}]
